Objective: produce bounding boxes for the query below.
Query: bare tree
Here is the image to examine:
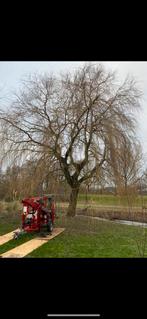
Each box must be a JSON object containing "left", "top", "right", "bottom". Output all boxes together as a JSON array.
[
  {"left": 0, "top": 63, "right": 142, "bottom": 216},
  {"left": 106, "top": 137, "right": 143, "bottom": 195}
]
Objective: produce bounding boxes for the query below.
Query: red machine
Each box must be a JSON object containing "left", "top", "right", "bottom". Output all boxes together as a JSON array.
[{"left": 14, "top": 195, "right": 56, "bottom": 239}]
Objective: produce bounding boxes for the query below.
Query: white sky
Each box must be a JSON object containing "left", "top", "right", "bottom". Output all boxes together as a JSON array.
[{"left": 0, "top": 61, "right": 147, "bottom": 160}]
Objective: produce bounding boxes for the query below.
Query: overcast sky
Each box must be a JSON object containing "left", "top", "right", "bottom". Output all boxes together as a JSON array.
[{"left": 0, "top": 61, "right": 147, "bottom": 160}]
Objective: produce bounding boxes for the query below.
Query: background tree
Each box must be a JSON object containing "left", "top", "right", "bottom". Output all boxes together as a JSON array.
[
  {"left": 0, "top": 64, "right": 142, "bottom": 216},
  {"left": 106, "top": 137, "right": 143, "bottom": 195}
]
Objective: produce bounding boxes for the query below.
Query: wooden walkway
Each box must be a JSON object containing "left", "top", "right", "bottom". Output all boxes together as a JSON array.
[
  {"left": 0, "top": 228, "right": 65, "bottom": 258},
  {"left": 0, "top": 229, "right": 19, "bottom": 246}
]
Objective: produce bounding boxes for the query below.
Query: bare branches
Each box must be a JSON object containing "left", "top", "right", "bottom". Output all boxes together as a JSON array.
[{"left": 0, "top": 63, "right": 142, "bottom": 199}]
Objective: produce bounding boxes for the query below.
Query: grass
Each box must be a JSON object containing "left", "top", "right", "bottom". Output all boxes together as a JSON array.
[
  {"left": 0, "top": 210, "right": 38, "bottom": 254},
  {"left": 0, "top": 200, "right": 21, "bottom": 215},
  {"left": 78, "top": 194, "right": 147, "bottom": 207},
  {"left": 0, "top": 211, "right": 20, "bottom": 235},
  {"left": 0, "top": 232, "right": 37, "bottom": 255},
  {"left": 1, "top": 197, "right": 147, "bottom": 258},
  {"left": 26, "top": 216, "right": 147, "bottom": 258}
]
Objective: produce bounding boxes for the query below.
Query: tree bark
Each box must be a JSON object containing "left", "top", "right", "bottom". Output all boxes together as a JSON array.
[{"left": 67, "top": 186, "right": 79, "bottom": 217}]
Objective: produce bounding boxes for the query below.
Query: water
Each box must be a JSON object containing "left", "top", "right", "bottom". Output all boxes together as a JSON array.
[
  {"left": 77, "top": 214, "right": 147, "bottom": 228},
  {"left": 114, "top": 219, "right": 147, "bottom": 227}
]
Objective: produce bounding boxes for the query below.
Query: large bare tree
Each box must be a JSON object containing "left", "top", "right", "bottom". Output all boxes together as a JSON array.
[{"left": 0, "top": 63, "right": 141, "bottom": 216}]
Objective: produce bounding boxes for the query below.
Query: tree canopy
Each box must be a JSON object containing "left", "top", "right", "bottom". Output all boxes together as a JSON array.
[{"left": 0, "top": 63, "right": 142, "bottom": 215}]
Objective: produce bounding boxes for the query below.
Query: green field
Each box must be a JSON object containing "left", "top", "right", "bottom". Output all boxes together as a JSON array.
[
  {"left": 78, "top": 194, "right": 147, "bottom": 207},
  {"left": 0, "top": 210, "right": 147, "bottom": 257},
  {"left": 28, "top": 217, "right": 147, "bottom": 258}
]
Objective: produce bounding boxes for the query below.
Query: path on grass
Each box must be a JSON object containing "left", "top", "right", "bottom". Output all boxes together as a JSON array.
[
  {"left": 0, "top": 228, "right": 65, "bottom": 258},
  {"left": 0, "top": 229, "right": 19, "bottom": 245}
]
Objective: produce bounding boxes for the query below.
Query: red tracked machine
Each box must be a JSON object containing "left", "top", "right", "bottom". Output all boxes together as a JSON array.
[{"left": 13, "top": 195, "right": 56, "bottom": 239}]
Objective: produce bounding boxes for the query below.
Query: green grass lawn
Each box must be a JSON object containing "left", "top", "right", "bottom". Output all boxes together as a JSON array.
[
  {"left": 0, "top": 197, "right": 147, "bottom": 258},
  {"left": 27, "top": 216, "right": 147, "bottom": 258},
  {"left": 0, "top": 211, "right": 147, "bottom": 258}
]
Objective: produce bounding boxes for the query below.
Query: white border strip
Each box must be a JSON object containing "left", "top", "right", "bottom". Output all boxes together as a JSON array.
[{"left": 47, "top": 315, "right": 100, "bottom": 317}]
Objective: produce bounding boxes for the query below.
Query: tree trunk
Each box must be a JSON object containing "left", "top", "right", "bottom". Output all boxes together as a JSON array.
[{"left": 67, "top": 187, "right": 79, "bottom": 217}]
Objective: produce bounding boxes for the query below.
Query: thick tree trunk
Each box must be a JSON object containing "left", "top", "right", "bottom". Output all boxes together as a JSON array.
[{"left": 67, "top": 187, "right": 79, "bottom": 217}]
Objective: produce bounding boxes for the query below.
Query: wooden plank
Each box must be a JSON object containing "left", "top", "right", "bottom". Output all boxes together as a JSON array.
[
  {"left": 1, "top": 228, "right": 65, "bottom": 258},
  {"left": 0, "top": 229, "right": 19, "bottom": 246}
]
